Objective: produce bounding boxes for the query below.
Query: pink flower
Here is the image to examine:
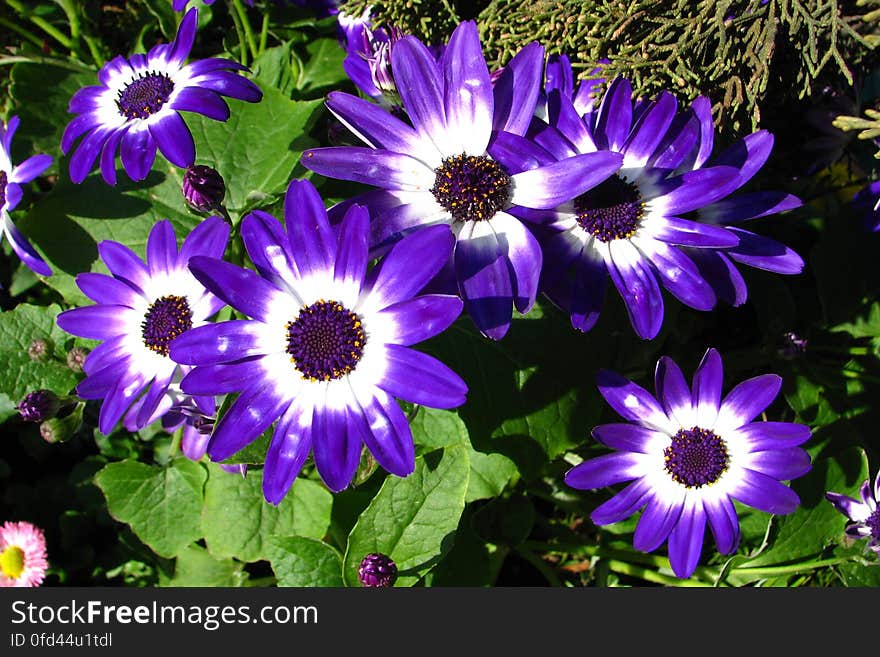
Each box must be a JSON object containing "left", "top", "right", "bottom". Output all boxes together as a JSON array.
[{"left": 0, "top": 521, "right": 49, "bottom": 587}]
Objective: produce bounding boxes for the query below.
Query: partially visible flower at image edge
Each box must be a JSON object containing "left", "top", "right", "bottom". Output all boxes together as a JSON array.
[
  {"left": 170, "top": 178, "right": 468, "bottom": 503},
  {"left": 0, "top": 521, "right": 48, "bottom": 587},
  {"left": 172, "top": 0, "right": 253, "bottom": 10},
  {"left": 0, "top": 116, "right": 53, "bottom": 276},
  {"left": 62, "top": 8, "right": 262, "bottom": 185},
  {"left": 852, "top": 179, "right": 880, "bottom": 232},
  {"left": 826, "top": 470, "right": 880, "bottom": 557},
  {"left": 55, "top": 217, "right": 230, "bottom": 435},
  {"left": 565, "top": 347, "right": 812, "bottom": 578}
]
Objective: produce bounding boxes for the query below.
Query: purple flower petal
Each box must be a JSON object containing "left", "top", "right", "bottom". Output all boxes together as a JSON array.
[
  {"left": 366, "top": 224, "right": 454, "bottom": 309},
  {"left": 648, "top": 216, "right": 739, "bottom": 248},
  {"left": 825, "top": 492, "right": 868, "bottom": 522},
  {"left": 376, "top": 343, "right": 467, "bottom": 409},
  {"left": 489, "top": 130, "right": 556, "bottom": 173},
  {"left": 179, "top": 358, "right": 267, "bottom": 395},
  {"left": 725, "top": 227, "right": 804, "bottom": 274},
  {"left": 353, "top": 389, "right": 415, "bottom": 477},
  {"left": 170, "top": 86, "right": 230, "bottom": 121},
  {"left": 239, "top": 209, "right": 298, "bottom": 286},
  {"left": 594, "top": 78, "right": 632, "bottom": 151},
  {"left": 171, "top": 321, "right": 267, "bottom": 366},
  {"left": 191, "top": 71, "right": 262, "bottom": 103},
  {"left": 441, "top": 21, "right": 492, "bottom": 155},
  {"left": 208, "top": 380, "right": 289, "bottom": 461},
  {"left": 605, "top": 239, "right": 664, "bottom": 340},
  {"left": 69, "top": 127, "right": 113, "bottom": 183},
  {"left": 455, "top": 222, "right": 513, "bottom": 340},
  {"left": 596, "top": 368, "right": 674, "bottom": 432},
  {"left": 692, "top": 347, "right": 723, "bottom": 428},
  {"left": 703, "top": 494, "right": 740, "bottom": 555},
  {"left": 737, "top": 422, "right": 812, "bottom": 450},
  {"left": 699, "top": 192, "right": 802, "bottom": 224},
  {"left": 178, "top": 214, "right": 230, "bottom": 265},
  {"left": 667, "top": 502, "right": 707, "bottom": 578},
  {"left": 334, "top": 204, "right": 369, "bottom": 292},
  {"left": 97, "top": 240, "right": 150, "bottom": 293},
  {"left": 149, "top": 112, "right": 195, "bottom": 168},
  {"left": 730, "top": 467, "right": 800, "bottom": 515},
  {"left": 687, "top": 248, "right": 748, "bottom": 307},
  {"left": 10, "top": 154, "right": 52, "bottom": 184},
  {"left": 713, "top": 130, "right": 773, "bottom": 187},
  {"left": 742, "top": 448, "right": 812, "bottom": 481},
  {"left": 263, "top": 403, "right": 313, "bottom": 505},
  {"left": 651, "top": 166, "right": 743, "bottom": 215},
  {"left": 377, "top": 294, "right": 463, "bottom": 346},
  {"left": 98, "top": 370, "right": 150, "bottom": 435},
  {"left": 99, "top": 127, "right": 127, "bottom": 185},
  {"left": 564, "top": 452, "right": 646, "bottom": 490},
  {"left": 167, "top": 8, "right": 197, "bottom": 67},
  {"left": 391, "top": 35, "right": 448, "bottom": 152},
  {"left": 302, "top": 146, "right": 434, "bottom": 191},
  {"left": 120, "top": 125, "right": 157, "bottom": 181},
  {"left": 591, "top": 423, "right": 664, "bottom": 453},
  {"left": 492, "top": 212, "right": 542, "bottom": 314},
  {"left": 312, "top": 403, "right": 360, "bottom": 492},
  {"left": 633, "top": 494, "right": 684, "bottom": 552},
  {"left": 510, "top": 151, "right": 623, "bottom": 210},
  {"left": 75, "top": 272, "right": 138, "bottom": 306},
  {"left": 655, "top": 355, "right": 693, "bottom": 424},
  {"left": 716, "top": 373, "right": 782, "bottom": 430},
  {"left": 146, "top": 220, "right": 178, "bottom": 275},
  {"left": 61, "top": 113, "right": 103, "bottom": 154},
  {"left": 188, "top": 256, "right": 284, "bottom": 321},
  {"left": 590, "top": 478, "right": 652, "bottom": 525},
  {"left": 546, "top": 91, "right": 596, "bottom": 154},
  {"left": 55, "top": 305, "right": 128, "bottom": 340},
  {"left": 492, "top": 41, "right": 543, "bottom": 135},
  {"left": 2, "top": 219, "right": 52, "bottom": 277},
  {"left": 622, "top": 91, "right": 677, "bottom": 168}
]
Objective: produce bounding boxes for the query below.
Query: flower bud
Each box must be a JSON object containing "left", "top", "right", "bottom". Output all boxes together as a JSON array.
[
  {"left": 39, "top": 402, "right": 84, "bottom": 445},
  {"left": 17, "top": 390, "right": 61, "bottom": 423},
  {"left": 182, "top": 165, "right": 226, "bottom": 213},
  {"left": 357, "top": 552, "right": 397, "bottom": 588},
  {"left": 27, "top": 338, "right": 53, "bottom": 362},
  {"left": 66, "top": 346, "right": 89, "bottom": 372}
]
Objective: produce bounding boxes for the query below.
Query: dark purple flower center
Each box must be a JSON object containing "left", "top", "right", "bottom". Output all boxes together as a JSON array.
[
  {"left": 574, "top": 175, "right": 644, "bottom": 242},
  {"left": 286, "top": 300, "right": 366, "bottom": 381},
  {"left": 0, "top": 171, "right": 7, "bottom": 209},
  {"left": 431, "top": 154, "right": 511, "bottom": 223},
  {"left": 358, "top": 552, "right": 397, "bottom": 588},
  {"left": 868, "top": 508, "right": 880, "bottom": 540},
  {"left": 116, "top": 72, "right": 175, "bottom": 120},
  {"left": 141, "top": 295, "right": 193, "bottom": 356},
  {"left": 664, "top": 426, "right": 729, "bottom": 488}
]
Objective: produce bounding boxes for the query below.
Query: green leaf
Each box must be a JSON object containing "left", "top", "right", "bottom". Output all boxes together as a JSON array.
[
  {"left": 343, "top": 444, "right": 470, "bottom": 587},
  {"left": 9, "top": 63, "right": 97, "bottom": 168},
  {"left": 19, "top": 166, "right": 199, "bottom": 306},
  {"left": 94, "top": 459, "right": 207, "bottom": 559},
  {"left": 0, "top": 303, "right": 80, "bottom": 400},
  {"left": 294, "top": 37, "right": 348, "bottom": 98},
  {"left": 163, "top": 544, "right": 248, "bottom": 587},
  {"left": 201, "top": 463, "right": 332, "bottom": 562},
  {"left": 267, "top": 536, "right": 344, "bottom": 587},
  {"left": 410, "top": 407, "right": 518, "bottom": 502},
  {"left": 252, "top": 42, "right": 296, "bottom": 98},
  {"left": 188, "top": 88, "right": 324, "bottom": 214},
  {"left": 735, "top": 447, "right": 869, "bottom": 573}
]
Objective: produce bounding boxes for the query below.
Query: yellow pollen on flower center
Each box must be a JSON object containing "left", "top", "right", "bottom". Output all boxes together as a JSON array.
[{"left": 0, "top": 545, "right": 25, "bottom": 579}]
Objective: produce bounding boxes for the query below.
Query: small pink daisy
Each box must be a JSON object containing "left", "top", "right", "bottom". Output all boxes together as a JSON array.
[{"left": 0, "top": 521, "right": 49, "bottom": 587}]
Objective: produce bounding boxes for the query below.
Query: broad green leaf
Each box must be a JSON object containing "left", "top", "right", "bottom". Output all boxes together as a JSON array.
[
  {"left": 188, "top": 88, "right": 324, "bottom": 214},
  {"left": 0, "top": 303, "right": 81, "bottom": 400},
  {"left": 295, "top": 37, "right": 348, "bottom": 97},
  {"left": 201, "top": 463, "right": 332, "bottom": 562},
  {"left": 19, "top": 165, "right": 199, "bottom": 306},
  {"left": 410, "top": 407, "right": 518, "bottom": 502},
  {"left": 252, "top": 42, "right": 297, "bottom": 98},
  {"left": 734, "top": 447, "right": 869, "bottom": 573},
  {"left": 163, "top": 543, "right": 247, "bottom": 587},
  {"left": 267, "top": 536, "right": 344, "bottom": 587},
  {"left": 94, "top": 459, "right": 207, "bottom": 558},
  {"left": 9, "top": 63, "right": 97, "bottom": 168},
  {"left": 343, "top": 444, "right": 470, "bottom": 587}
]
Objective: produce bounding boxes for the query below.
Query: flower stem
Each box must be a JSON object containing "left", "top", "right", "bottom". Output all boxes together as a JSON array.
[
  {"left": 605, "top": 560, "right": 713, "bottom": 587},
  {"left": 5, "top": 0, "right": 74, "bottom": 50},
  {"left": 514, "top": 547, "right": 564, "bottom": 587},
  {"left": 729, "top": 557, "right": 851, "bottom": 579},
  {"left": 0, "top": 16, "right": 44, "bottom": 50},
  {"left": 230, "top": 0, "right": 258, "bottom": 61},
  {"left": 258, "top": 12, "right": 269, "bottom": 55},
  {"left": 228, "top": 2, "right": 249, "bottom": 67}
]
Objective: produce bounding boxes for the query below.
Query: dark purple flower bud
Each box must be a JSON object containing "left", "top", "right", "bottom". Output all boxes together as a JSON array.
[
  {"left": 358, "top": 552, "right": 397, "bottom": 588},
  {"left": 183, "top": 165, "right": 226, "bottom": 213},
  {"left": 27, "top": 338, "right": 52, "bottom": 362},
  {"left": 66, "top": 346, "right": 89, "bottom": 372},
  {"left": 18, "top": 390, "right": 60, "bottom": 423}
]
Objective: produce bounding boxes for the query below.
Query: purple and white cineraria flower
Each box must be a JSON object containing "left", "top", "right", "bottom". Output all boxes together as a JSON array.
[
  {"left": 302, "top": 21, "right": 622, "bottom": 340},
  {"left": 62, "top": 8, "right": 262, "bottom": 185},
  {"left": 826, "top": 470, "right": 880, "bottom": 557},
  {"left": 170, "top": 179, "right": 468, "bottom": 503},
  {"left": 56, "top": 217, "right": 230, "bottom": 435},
  {"left": 565, "top": 348, "right": 811, "bottom": 579},
  {"left": 340, "top": 14, "right": 405, "bottom": 108},
  {"left": 529, "top": 77, "right": 803, "bottom": 338},
  {"left": 0, "top": 116, "right": 52, "bottom": 277}
]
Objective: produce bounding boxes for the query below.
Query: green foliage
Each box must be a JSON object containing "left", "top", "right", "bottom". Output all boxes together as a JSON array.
[
  {"left": 200, "top": 463, "right": 332, "bottom": 562},
  {"left": 163, "top": 544, "right": 248, "bottom": 587},
  {"left": 267, "top": 536, "right": 345, "bottom": 587},
  {"left": 342, "top": 445, "right": 470, "bottom": 586},
  {"left": 94, "top": 459, "right": 207, "bottom": 559},
  {"left": 0, "top": 303, "right": 81, "bottom": 401}
]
